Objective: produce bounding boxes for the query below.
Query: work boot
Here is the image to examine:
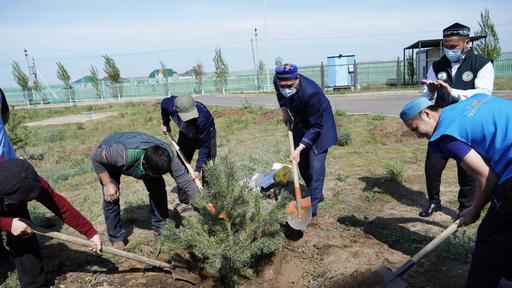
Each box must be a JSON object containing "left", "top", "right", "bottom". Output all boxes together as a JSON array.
[
  {"left": 419, "top": 200, "right": 442, "bottom": 217},
  {"left": 112, "top": 240, "right": 126, "bottom": 251},
  {"left": 172, "top": 202, "right": 192, "bottom": 215}
]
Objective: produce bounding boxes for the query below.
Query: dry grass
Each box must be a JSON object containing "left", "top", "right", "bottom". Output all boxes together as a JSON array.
[{"left": 1, "top": 100, "right": 480, "bottom": 287}]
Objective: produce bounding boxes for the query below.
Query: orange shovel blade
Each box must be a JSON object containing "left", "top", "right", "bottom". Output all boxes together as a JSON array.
[
  {"left": 207, "top": 203, "right": 225, "bottom": 220},
  {"left": 286, "top": 197, "right": 312, "bottom": 218}
]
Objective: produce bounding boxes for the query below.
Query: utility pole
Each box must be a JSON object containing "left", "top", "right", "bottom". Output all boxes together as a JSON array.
[
  {"left": 263, "top": 0, "right": 270, "bottom": 91},
  {"left": 31, "top": 57, "right": 37, "bottom": 81},
  {"left": 251, "top": 37, "right": 257, "bottom": 87},
  {"left": 30, "top": 56, "right": 43, "bottom": 105},
  {"left": 254, "top": 28, "right": 261, "bottom": 89},
  {"left": 24, "top": 49, "right": 33, "bottom": 85},
  {"left": 254, "top": 28, "right": 260, "bottom": 64}
]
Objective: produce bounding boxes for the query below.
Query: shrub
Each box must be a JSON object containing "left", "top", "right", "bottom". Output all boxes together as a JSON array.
[
  {"left": 334, "top": 109, "right": 347, "bottom": 118},
  {"left": 385, "top": 160, "right": 405, "bottom": 185},
  {"left": 337, "top": 128, "right": 352, "bottom": 146}
]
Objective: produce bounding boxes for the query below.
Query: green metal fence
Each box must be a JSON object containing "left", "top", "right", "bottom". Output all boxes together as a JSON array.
[{"left": 4, "top": 52, "right": 512, "bottom": 106}]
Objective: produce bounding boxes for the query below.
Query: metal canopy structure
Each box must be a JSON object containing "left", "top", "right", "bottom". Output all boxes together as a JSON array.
[{"left": 402, "top": 35, "right": 487, "bottom": 84}]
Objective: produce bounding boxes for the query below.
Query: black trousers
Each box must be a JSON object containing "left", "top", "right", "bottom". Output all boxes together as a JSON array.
[
  {"left": 466, "top": 179, "right": 512, "bottom": 287},
  {"left": 425, "top": 148, "right": 476, "bottom": 210},
  {"left": 0, "top": 204, "right": 49, "bottom": 288},
  {"left": 177, "top": 130, "right": 216, "bottom": 188}
]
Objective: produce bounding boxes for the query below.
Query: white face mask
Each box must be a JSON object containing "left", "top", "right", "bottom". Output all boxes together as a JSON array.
[{"left": 279, "top": 87, "right": 297, "bottom": 98}]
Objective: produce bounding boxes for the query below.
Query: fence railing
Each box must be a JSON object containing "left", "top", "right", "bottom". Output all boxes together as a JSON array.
[{"left": 4, "top": 53, "right": 512, "bottom": 106}]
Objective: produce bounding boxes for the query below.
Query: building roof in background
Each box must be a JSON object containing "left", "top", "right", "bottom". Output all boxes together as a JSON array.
[
  {"left": 148, "top": 68, "right": 175, "bottom": 78},
  {"left": 178, "top": 69, "right": 194, "bottom": 77},
  {"left": 72, "top": 75, "right": 94, "bottom": 84},
  {"left": 404, "top": 35, "right": 486, "bottom": 50}
]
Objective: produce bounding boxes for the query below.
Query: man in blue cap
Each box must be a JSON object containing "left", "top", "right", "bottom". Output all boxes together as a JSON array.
[
  {"left": 273, "top": 63, "right": 337, "bottom": 217},
  {"left": 418, "top": 22, "right": 494, "bottom": 218},
  {"left": 400, "top": 94, "right": 512, "bottom": 287}
]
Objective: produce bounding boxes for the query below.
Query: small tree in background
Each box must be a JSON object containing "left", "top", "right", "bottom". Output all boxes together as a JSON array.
[
  {"left": 5, "top": 105, "right": 28, "bottom": 153},
  {"left": 103, "top": 55, "right": 122, "bottom": 99},
  {"left": 406, "top": 52, "right": 415, "bottom": 85},
  {"left": 162, "top": 154, "right": 287, "bottom": 287},
  {"left": 257, "top": 59, "right": 265, "bottom": 91},
  {"left": 474, "top": 8, "right": 501, "bottom": 61},
  {"left": 274, "top": 56, "right": 283, "bottom": 67},
  {"left": 159, "top": 60, "right": 171, "bottom": 96},
  {"left": 213, "top": 48, "right": 229, "bottom": 94},
  {"left": 11, "top": 61, "right": 32, "bottom": 104},
  {"left": 32, "top": 79, "right": 48, "bottom": 104},
  {"left": 56, "top": 61, "right": 73, "bottom": 102},
  {"left": 192, "top": 62, "right": 205, "bottom": 94},
  {"left": 89, "top": 65, "right": 102, "bottom": 100}
]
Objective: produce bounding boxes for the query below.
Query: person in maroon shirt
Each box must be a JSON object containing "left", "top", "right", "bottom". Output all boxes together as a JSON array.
[{"left": 0, "top": 157, "right": 102, "bottom": 288}]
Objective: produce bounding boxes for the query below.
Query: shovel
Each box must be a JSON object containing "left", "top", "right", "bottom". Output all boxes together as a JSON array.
[
  {"left": 377, "top": 218, "right": 463, "bottom": 288},
  {"left": 286, "top": 126, "right": 312, "bottom": 231},
  {"left": 31, "top": 226, "right": 197, "bottom": 285},
  {"left": 163, "top": 131, "right": 224, "bottom": 219},
  {"left": 163, "top": 131, "right": 203, "bottom": 189}
]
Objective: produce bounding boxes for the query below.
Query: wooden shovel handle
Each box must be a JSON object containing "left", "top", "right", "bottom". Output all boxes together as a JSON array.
[
  {"left": 164, "top": 132, "right": 224, "bottom": 219},
  {"left": 31, "top": 226, "right": 198, "bottom": 284},
  {"left": 288, "top": 129, "right": 302, "bottom": 219},
  {"left": 164, "top": 132, "right": 203, "bottom": 190},
  {"left": 411, "top": 218, "right": 463, "bottom": 263}
]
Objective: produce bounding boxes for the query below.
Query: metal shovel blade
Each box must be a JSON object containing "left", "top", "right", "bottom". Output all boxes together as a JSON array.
[
  {"left": 286, "top": 199, "right": 312, "bottom": 231},
  {"left": 377, "top": 266, "right": 408, "bottom": 288}
]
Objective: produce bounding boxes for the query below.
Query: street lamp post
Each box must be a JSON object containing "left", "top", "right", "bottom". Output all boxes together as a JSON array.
[{"left": 263, "top": 0, "right": 270, "bottom": 91}]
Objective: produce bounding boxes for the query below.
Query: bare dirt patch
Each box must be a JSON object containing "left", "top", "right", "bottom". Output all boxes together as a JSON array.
[
  {"left": 25, "top": 112, "right": 119, "bottom": 127},
  {"left": 370, "top": 121, "right": 417, "bottom": 144},
  {"left": 254, "top": 109, "right": 280, "bottom": 125},
  {"left": 211, "top": 108, "right": 247, "bottom": 119}
]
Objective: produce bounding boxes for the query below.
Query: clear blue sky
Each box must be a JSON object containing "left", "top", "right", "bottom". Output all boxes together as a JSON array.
[{"left": 0, "top": 0, "right": 511, "bottom": 87}]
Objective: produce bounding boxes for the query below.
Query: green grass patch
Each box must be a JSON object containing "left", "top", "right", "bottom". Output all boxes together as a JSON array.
[
  {"left": 384, "top": 160, "right": 405, "bottom": 185},
  {"left": 494, "top": 78, "right": 512, "bottom": 90}
]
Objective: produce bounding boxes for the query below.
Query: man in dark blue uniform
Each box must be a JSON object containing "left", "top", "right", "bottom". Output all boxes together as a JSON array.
[
  {"left": 274, "top": 63, "right": 337, "bottom": 217},
  {"left": 161, "top": 95, "right": 216, "bottom": 185},
  {"left": 400, "top": 94, "right": 512, "bottom": 287}
]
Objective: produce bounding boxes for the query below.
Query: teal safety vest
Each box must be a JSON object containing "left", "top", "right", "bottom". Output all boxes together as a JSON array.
[{"left": 431, "top": 94, "right": 512, "bottom": 184}]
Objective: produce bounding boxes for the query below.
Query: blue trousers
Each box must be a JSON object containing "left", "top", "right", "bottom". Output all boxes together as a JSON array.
[
  {"left": 102, "top": 172, "right": 169, "bottom": 244},
  {"left": 297, "top": 146, "right": 328, "bottom": 215}
]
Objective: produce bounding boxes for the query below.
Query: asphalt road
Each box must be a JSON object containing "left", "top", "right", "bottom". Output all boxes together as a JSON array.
[
  {"left": 17, "top": 90, "right": 512, "bottom": 116},
  {"left": 195, "top": 90, "right": 512, "bottom": 117}
]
